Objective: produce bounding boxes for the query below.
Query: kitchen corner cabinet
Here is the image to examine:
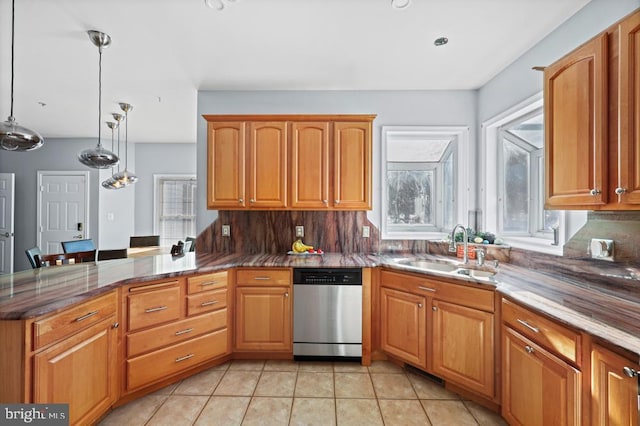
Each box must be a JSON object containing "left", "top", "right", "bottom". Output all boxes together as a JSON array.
[
  {"left": 379, "top": 269, "right": 496, "bottom": 400},
  {"left": 235, "top": 268, "right": 292, "bottom": 352},
  {"left": 590, "top": 343, "right": 639, "bottom": 426},
  {"left": 204, "top": 114, "right": 375, "bottom": 211},
  {"left": 501, "top": 298, "right": 582, "bottom": 426},
  {"left": 123, "top": 274, "right": 230, "bottom": 392},
  {"left": 545, "top": 9, "right": 640, "bottom": 209}
]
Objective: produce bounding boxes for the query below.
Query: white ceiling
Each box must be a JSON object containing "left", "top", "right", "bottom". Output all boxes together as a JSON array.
[{"left": 0, "top": 0, "right": 591, "bottom": 144}]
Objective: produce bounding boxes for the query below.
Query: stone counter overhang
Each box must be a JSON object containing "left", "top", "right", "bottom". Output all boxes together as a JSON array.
[{"left": 1, "top": 252, "right": 638, "bottom": 362}]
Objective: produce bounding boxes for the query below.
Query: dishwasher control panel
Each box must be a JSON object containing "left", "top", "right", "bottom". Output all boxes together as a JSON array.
[{"left": 293, "top": 268, "right": 362, "bottom": 285}]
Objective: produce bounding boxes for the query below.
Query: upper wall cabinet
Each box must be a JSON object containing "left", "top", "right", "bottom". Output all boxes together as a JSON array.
[
  {"left": 544, "top": 8, "right": 640, "bottom": 210},
  {"left": 204, "top": 115, "right": 375, "bottom": 211}
]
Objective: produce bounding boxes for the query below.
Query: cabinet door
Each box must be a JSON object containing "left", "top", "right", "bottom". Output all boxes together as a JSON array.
[
  {"left": 207, "top": 122, "right": 246, "bottom": 209},
  {"left": 248, "top": 122, "right": 287, "bottom": 208},
  {"left": 290, "top": 122, "right": 330, "bottom": 209},
  {"left": 591, "top": 344, "right": 639, "bottom": 426},
  {"left": 380, "top": 287, "right": 427, "bottom": 368},
  {"left": 544, "top": 34, "right": 608, "bottom": 208},
  {"left": 333, "top": 121, "right": 372, "bottom": 210},
  {"left": 618, "top": 10, "right": 640, "bottom": 205},
  {"left": 235, "top": 286, "right": 291, "bottom": 351},
  {"left": 502, "top": 326, "right": 581, "bottom": 426},
  {"left": 33, "top": 316, "right": 118, "bottom": 426},
  {"left": 432, "top": 300, "right": 494, "bottom": 398}
]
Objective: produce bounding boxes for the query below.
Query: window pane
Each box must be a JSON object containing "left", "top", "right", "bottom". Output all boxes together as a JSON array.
[
  {"left": 506, "top": 114, "right": 544, "bottom": 148},
  {"left": 157, "top": 177, "right": 197, "bottom": 246},
  {"left": 503, "top": 140, "right": 529, "bottom": 233},
  {"left": 387, "top": 170, "right": 434, "bottom": 226}
]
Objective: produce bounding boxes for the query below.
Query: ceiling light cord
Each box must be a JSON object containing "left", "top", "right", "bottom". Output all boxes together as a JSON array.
[
  {"left": 9, "top": 0, "right": 15, "bottom": 118},
  {"left": 97, "top": 46, "right": 103, "bottom": 149}
]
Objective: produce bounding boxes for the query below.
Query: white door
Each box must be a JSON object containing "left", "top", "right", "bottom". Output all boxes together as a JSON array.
[
  {"left": 37, "top": 171, "right": 90, "bottom": 254},
  {"left": 0, "top": 173, "right": 15, "bottom": 275}
]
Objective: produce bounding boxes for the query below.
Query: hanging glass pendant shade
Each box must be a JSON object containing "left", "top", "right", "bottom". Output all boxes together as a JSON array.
[
  {"left": 102, "top": 113, "right": 126, "bottom": 189},
  {"left": 78, "top": 30, "right": 119, "bottom": 168},
  {"left": 0, "top": 0, "right": 44, "bottom": 151},
  {"left": 109, "top": 102, "right": 138, "bottom": 187}
]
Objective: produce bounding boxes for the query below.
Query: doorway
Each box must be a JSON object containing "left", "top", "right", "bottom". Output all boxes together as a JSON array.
[
  {"left": 0, "top": 173, "right": 15, "bottom": 275},
  {"left": 37, "top": 171, "right": 90, "bottom": 254}
]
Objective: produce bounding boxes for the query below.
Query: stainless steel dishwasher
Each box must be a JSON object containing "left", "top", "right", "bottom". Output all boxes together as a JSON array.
[{"left": 293, "top": 268, "right": 362, "bottom": 359}]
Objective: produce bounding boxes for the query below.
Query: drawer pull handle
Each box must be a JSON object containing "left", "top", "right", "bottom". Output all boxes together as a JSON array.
[
  {"left": 175, "top": 354, "right": 194, "bottom": 363},
  {"left": 145, "top": 306, "right": 168, "bottom": 313},
  {"left": 200, "top": 281, "right": 219, "bottom": 287},
  {"left": 75, "top": 310, "right": 99, "bottom": 322},
  {"left": 525, "top": 345, "right": 535, "bottom": 354},
  {"left": 200, "top": 300, "right": 219, "bottom": 307},
  {"left": 517, "top": 319, "right": 540, "bottom": 333},
  {"left": 175, "top": 328, "right": 194, "bottom": 336},
  {"left": 254, "top": 277, "right": 271, "bottom": 281},
  {"left": 418, "top": 286, "right": 436, "bottom": 292},
  {"left": 623, "top": 366, "right": 638, "bottom": 378}
]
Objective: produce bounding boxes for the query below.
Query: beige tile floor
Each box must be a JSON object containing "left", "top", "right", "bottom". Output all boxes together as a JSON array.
[{"left": 98, "top": 360, "right": 507, "bottom": 426}]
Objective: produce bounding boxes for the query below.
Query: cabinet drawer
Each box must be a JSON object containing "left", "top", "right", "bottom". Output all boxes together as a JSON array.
[
  {"left": 127, "top": 284, "right": 181, "bottom": 332},
  {"left": 236, "top": 269, "right": 290, "bottom": 286},
  {"left": 126, "top": 328, "right": 228, "bottom": 390},
  {"left": 502, "top": 298, "right": 581, "bottom": 366},
  {"left": 187, "top": 271, "right": 227, "bottom": 294},
  {"left": 127, "top": 309, "right": 227, "bottom": 357},
  {"left": 380, "top": 269, "right": 494, "bottom": 312},
  {"left": 187, "top": 289, "right": 227, "bottom": 316},
  {"left": 33, "top": 291, "right": 117, "bottom": 350}
]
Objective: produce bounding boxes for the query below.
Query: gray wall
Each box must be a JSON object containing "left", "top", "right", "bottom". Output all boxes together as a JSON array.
[
  {"left": 478, "top": 0, "right": 639, "bottom": 123},
  {"left": 134, "top": 143, "right": 197, "bottom": 236},
  {"left": 195, "top": 90, "right": 478, "bottom": 235},
  {"left": 0, "top": 138, "right": 101, "bottom": 272}
]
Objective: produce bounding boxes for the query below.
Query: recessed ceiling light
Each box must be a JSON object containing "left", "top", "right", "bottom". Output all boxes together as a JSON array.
[
  {"left": 434, "top": 37, "right": 449, "bottom": 47},
  {"left": 391, "top": 0, "right": 411, "bottom": 9}
]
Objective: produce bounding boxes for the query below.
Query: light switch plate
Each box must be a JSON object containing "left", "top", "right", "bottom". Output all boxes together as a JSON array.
[
  {"left": 590, "top": 238, "right": 614, "bottom": 261},
  {"left": 221, "top": 225, "right": 230, "bottom": 237},
  {"left": 295, "top": 226, "right": 304, "bottom": 237},
  {"left": 362, "top": 226, "right": 370, "bottom": 238}
]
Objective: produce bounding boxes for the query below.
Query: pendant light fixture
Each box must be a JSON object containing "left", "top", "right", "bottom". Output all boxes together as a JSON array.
[
  {"left": 78, "top": 30, "right": 119, "bottom": 168},
  {"left": 101, "top": 121, "right": 119, "bottom": 189},
  {"left": 109, "top": 102, "right": 138, "bottom": 187},
  {"left": 102, "top": 114, "right": 124, "bottom": 189},
  {"left": 0, "top": 0, "right": 44, "bottom": 151}
]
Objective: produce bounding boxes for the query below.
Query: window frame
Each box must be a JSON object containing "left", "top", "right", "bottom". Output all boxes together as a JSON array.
[
  {"left": 381, "top": 126, "right": 470, "bottom": 240},
  {"left": 480, "top": 93, "right": 566, "bottom": 255},
  {"left": 153, "top": 174, "right": 197, "bottom": 246}
]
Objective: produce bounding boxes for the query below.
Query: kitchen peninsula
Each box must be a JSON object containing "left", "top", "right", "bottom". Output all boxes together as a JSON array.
[{"left": 0, "top": 251, "right": 638, "bottom": 425}]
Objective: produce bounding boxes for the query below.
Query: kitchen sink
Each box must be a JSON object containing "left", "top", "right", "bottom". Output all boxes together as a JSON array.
[
  {"left": 393, "top": 258, "right": 497, "bottom": 283},
  {"left": 396, "top": 259, "right": 459, "bottom": 273}
]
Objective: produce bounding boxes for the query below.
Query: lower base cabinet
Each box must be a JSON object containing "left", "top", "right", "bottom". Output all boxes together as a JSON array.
[
  {"left": 502, "top": 326, "right": 581, "bottom": 426},
  {"left": 33, "top": 315, "right": 118, "bottom": 426},
  {"left": 591, "top": 343, "right": 639, "bottom": 426}
]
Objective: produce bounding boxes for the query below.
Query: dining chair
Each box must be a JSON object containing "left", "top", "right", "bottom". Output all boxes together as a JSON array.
[
  {"left": 97, "top": 248, "right": 128, "bottom": 261},
  {"left": 36, "top": 250, "right": 96, "bottom": 267},
  {"left": 25, "top": 247, "right": 42, "bottom": 269},
  {"left": 129, "top": 235, "right": 160, "bottom": 247},
  {"left": 61, "top": 239, "right": 96, "bottom": 253}
]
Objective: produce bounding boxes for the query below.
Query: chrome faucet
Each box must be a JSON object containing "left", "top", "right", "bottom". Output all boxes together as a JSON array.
[{"left": 449, "top": 224, "right": 469, "bottom": 264}]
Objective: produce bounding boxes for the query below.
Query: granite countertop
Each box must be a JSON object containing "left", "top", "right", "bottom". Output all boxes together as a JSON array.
[{"left": 1, "top": 251, "right": 638, "bottom": 361}]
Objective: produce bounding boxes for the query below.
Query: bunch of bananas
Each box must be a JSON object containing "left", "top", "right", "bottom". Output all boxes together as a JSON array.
[{"left": 291, "top": 238, "right": 314, "bottom": 253}]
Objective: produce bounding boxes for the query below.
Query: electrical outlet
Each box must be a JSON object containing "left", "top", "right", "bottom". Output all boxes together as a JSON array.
[
  {"left": 590, "top": 238, "right": 614, "bottom": 261},
  {"left": 221, "top": 225, "right": 230, "bottom": 237},
  {"left": 362, "top": 226, "right": 370, "bottom": 238},
  {"left": 295, "top": 226, "right": 304, "bottom": 237}
]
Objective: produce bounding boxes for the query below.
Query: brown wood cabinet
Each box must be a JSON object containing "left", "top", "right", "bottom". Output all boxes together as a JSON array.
[
  {"left": 380, "top": 286, "right": 427, "bottom": 368},
  {"left": 235, "top": 268, "right": 292, "bottom": 352},
  {"left": 501, "top": 298, "right": 582, "bottom": 425},
  {"left": 591, "top": 343, "right": 639, "bottom": 426},
  {"left": 204, "top": 115, "right": 375, "bottom": 211},
  {"left": 545, "top": 9, "right": 640, "bottom": 209},
  {"left": 123, "top": 273, "right": 230, "bottom": 393},
  {"left": 379, "top": 269, "right": 496, "bottom": 400}
]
